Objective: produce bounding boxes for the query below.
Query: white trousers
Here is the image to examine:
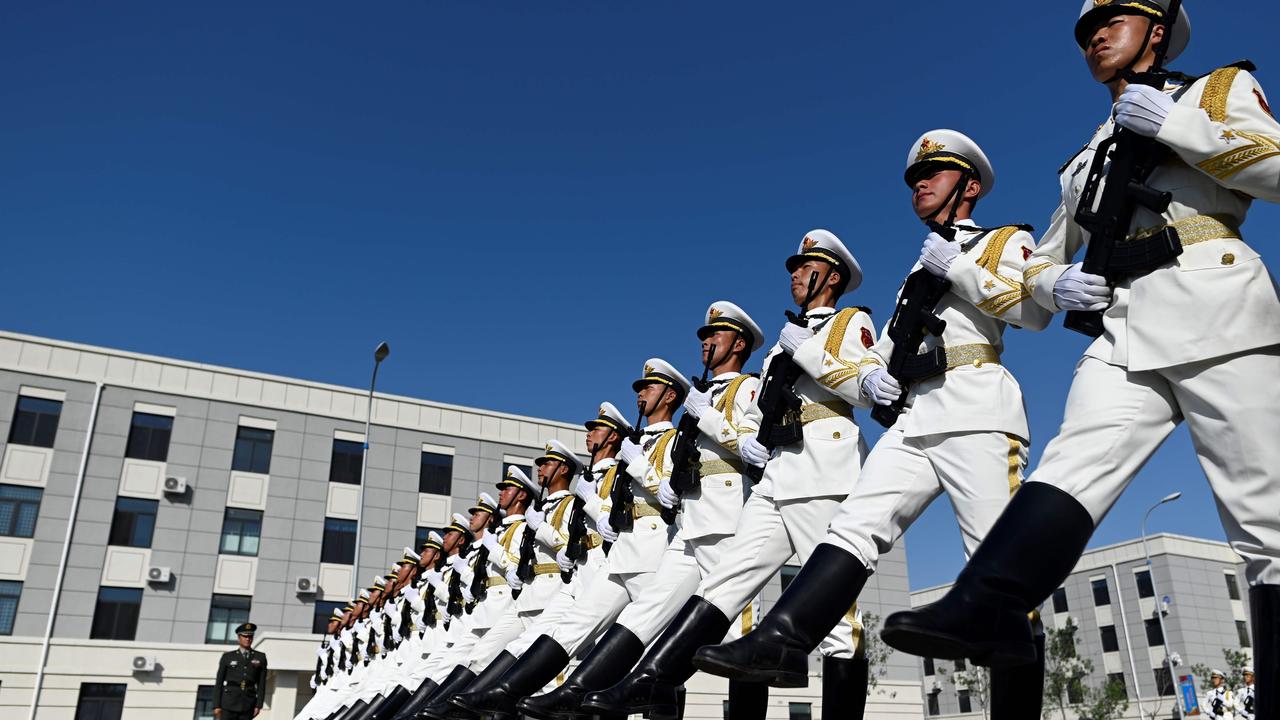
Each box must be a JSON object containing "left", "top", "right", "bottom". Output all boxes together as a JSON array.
[
  {"left": 546, "top": 567, "right": 660, "bottom": 656},
  {"left": 698, "top": 493, "right": 858, "bottom": 658},
  {"left": 1030, "top": 351, "right": 1280, "bottom": 586},
  {"left": 826, "top": 428, "right": 1026, "bottom": 571},
  {"left": 465, "top": 605, "right": 546, "bottom": 673},
  {"left": 507, "top": 582, "right": 577, "bottom": 656}
]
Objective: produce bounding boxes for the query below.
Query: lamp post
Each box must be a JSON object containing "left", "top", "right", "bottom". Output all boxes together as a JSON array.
[
  {"left": 1142, "top": 492, "right": 1183, "bottom": 719},
  {"left": 351, "top": 342, "right": 390, "bottom": 596}
]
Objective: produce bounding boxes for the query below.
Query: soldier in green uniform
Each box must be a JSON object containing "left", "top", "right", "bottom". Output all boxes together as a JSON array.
[{"left": 214, "top": 622, "right": 268, "bottom": 719}]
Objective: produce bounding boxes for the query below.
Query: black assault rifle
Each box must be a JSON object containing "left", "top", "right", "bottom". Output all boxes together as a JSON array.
[
  {"left": 662, "top": 347, "right": 717, "bottom": 524},
  {"left": 755, "top": 272, "right": 821, "bottom": 463},
  {"left": 606, "top": 409, "right": 646, "bottom": 534},
  {"left": 468, "top": 509, "right": 504, "bottom": 607},
  {"left": 513, "top": 481, "right": 547, "bottom": 597},
  {"left": 562, "top": 459, "right": 593, "bottom": 583},
  {"left": 1066, "top": 0, "right": 1185, "bottom": 337}
]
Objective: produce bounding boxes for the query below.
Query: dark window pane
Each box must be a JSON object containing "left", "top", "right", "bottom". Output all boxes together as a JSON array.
[
  {"left": 321, "top": 518, "right": 358, "bottom": 564},
  {"left": 923, "top": 657, "right": 935, "bottom": 676},
  {"left": 958, "top": 689, "right": 973, "bottom": 713},
  {"left": 955, "top": 658, "right": 966, "bottom": 671},
  {"left": 1145, "top": 618, "right": 1164, "bottom": 646},
  {"left": 927, "top": 693, "right": 940, "bottom": 716},
  {"left": 232, "top": 427, "right": 274, "bottom": 475},
  {"left": 1108, "top": 673, "right": 1127, "bottom": 697},
  {"left": 419, "top": 452, "right": 453, "bottom": 495},
  {"left": 1067, "top": 680, "right": 1085, "bottom": 704},
  {"left": 9, "top": 396, "right": 62, "bottom": 448},
  {"left": 722, "top": 700, "right": 729, "bottom": 720},
  {"left": 108, "top": 497, "right": 158, "bottom": 548},
  {"left": 125, "top": 412, "right": 173, "bottom": 462},
  {"left": 1135, "top": 569, "right": 1154, "bottom": 598},
  {"left": 1225, "top": 573, "right": 1241, "bottom": 601},
  {"left": 414, "top": 527, "right": 432, "bottom": 552},
  {"left": 0, "top": 580, "right": 21, "bottom": 635},
  {"left": 780, "top": 565, "right": 801, "bottom": 593},
  {"left": 1238, "top": 620, "right": 1252, "bottom": 648},
  {"left": 91, "top": 587, "right": 142, "bottom": 640},
  {"left": 313, "top": 601, "right": 344, "bottom": 634},
  {"left": 1100, "top": 625, "right": 1120, "bottom": 653},
  {"left": 1092, "top": 578, "right": 1111, "bottom": 606},
  {"left": 219, "top": 508, "right": 262, "bottom": 556},
  {"left": 193, "top": 685, "right": 215, "bottom": 720},
  {"left": 76, "top": 682, "right": 126, "bottom": 720},
  {"left": 1052, "top": 587, "right": 1069, "bottom": 613},
  {"left": 329, "top": 439, "right": 364, "bottom": 485},
  {"left": 0, "top": 484, "right": 42, "bottom": 538},
  {"left": 1153, "top": 667, "right": 1174, "bottom": 696},
  {"left": 206, "top": 594, "right": 251, "bottom": 644},
  {"left": 787, "top": 703, "right": 812, "bottom": 720}
]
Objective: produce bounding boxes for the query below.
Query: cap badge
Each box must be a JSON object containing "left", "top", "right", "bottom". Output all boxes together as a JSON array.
[
  {"left": 1093, "top": 0, "right": 1113, "bottom": 6},
  {"left": 598, "top": 404, "right": 607, "bottom": 415},
  {"left": 709, "top": 308, "right": 723, "bottom": 320},
  {"left": 545, "top": 443, "right": 554, "bottom": 453},
  {"left": 801, "top": 237, "right": 818, "bottom": 251},
  {"left": 916, "top": 138, "right": 946, "bottom": 162},
  {"left": 644, "top": 364, "right": 654, "bottom": 375}
]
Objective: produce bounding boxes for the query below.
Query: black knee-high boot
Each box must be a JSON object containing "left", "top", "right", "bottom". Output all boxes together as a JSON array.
[
  {"left": 414, "top": 664, "right": 476, "bottom": 719},
  {"left": 518, "top": 625, "right": 645, "bottom": 720},
  {"left": 727, "top": 680, "right": 769, "bottom": 720},
  {"left": 1252, "top": 584, "right": 1278, "bottom": 720},
  {"left": 581, "top": 597, "right": 732, "bottom": 720},
  {"left": 390, "top": 677, "right": 436, "bottom": 720},
  {"left": 989, "top": 633, "right": 1045, "bottom": 719},
  {"left": 453, "top": 640, "right": 569, "bottom": 716},
  {"left": 338, "top": 698, "right": 370, "bottom": 720},
  {"left": 694, "top": 544, "right": 869, "bottom": 687},
  {"left": 882, "top": 483, "right": 1094, "bottom": 667},
  {"left": 821, "top": 656, "right": 868, "bottom": 720}
]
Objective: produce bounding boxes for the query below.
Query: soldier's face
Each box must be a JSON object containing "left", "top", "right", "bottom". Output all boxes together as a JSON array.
[
  {"left": 238, "top": 633, "right": 253, "bottom": 649},
  {"left": 498, "top": 484, "right": 521, "bottom": 508},
  {"left": 1212, "top": 676, "right": 1223, "bottom": 687},
  {"left": 1245, "top": 672, "right": 1254, "bottom": 685},
  {"left": 1084, "top": 14, "right": 1165, "bottom": 82},
  {"left": 635, "top": 383, "right": 667, "bottom": 414},
  {"left": 469, "top": 510, "right": 489, "bottom": 533},
  {"left": 911, "top": 169, "right": 976, "bottom": 219},
  {"left": 790, "top": 261, "right": 839, "bottom": 305},
  {"left": 586, "top": 425, "right": 614, "bottom": 450},
  {"left": 701, "top": 330, "right": 742, "bottom": 366}
]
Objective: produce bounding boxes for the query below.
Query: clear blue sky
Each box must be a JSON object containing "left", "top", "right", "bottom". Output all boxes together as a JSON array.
[{"left": 4, "top": 1, "right": 1276, "bottom": 590}]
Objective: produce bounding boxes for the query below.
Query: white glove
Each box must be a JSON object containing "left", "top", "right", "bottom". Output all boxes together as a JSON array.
[
  {"left": 505, "top": 568, "right": 524, "bottom": 591},
  {"left": 425, "top": 570, "right": 444, "bottom": 592},
  {"left": 481, "top": 532, "right": 500, "bottom": 554},
  {"left": 619, "top": 438, "right": 642, "bottom": 466},
  {"left": 738, "top": 433, "right": 770, "bottom": 469},
  {"left": 920, "top": 232, "right": 962, "bottom": 278},
  {"left": 1114, "top": 83, "right": 1175, "bottom": 138},
  {"left": 556, "top": 547, "right": 575, "bottom": 573},
  {"left": 778, "top": 323, "right": 815, "bottom": 355},
  {"left": 572, "top": 476, "right": 596, "bottom": 502},
  {"left": 1053, "top": 263, "right": 1112, "bottom": 311},
  {"left": 461, "top": 586, "right": 474, "bottom": 603},
  {"left": 525, "top": 507, "right": 545, "bottom": 531},
  {"left": 862, "top": 368, "right": 904, "bottom": 406},
  {"left": 682, "top": 386, "right": 712, "bottom": 420},
  {"left": 657, "top": 475, "right": 678, "bottom": 509},
  {"left": 597, "top": 515, "right": 619, "bottom": 543}
]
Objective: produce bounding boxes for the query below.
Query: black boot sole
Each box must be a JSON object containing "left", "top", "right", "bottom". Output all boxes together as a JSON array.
[
  {"left": 881, "top": 618, "right": 1034, "bottom": 667},
  {"left": 691, "top": 652, "right": 807, "bottom": 688}
]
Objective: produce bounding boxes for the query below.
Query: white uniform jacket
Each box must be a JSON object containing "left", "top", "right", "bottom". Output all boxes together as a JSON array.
[
  {"left": 515, "top": 490, "right": 572, "bottom": 610},
  {"left": 1026, "top": 65, "right": 1280, "bottom": 372},
  {"left": 823, "top": 220, "right": 1050, "bottom": 441},
  {"left": 606, "top": 422, "right": 679, "bottom": 574},
  {"left": 751, "top": 307, "right": 876, "bottom": 501},
  {"left": 681, "top": 372, "right": 761, "bottom": 539}
]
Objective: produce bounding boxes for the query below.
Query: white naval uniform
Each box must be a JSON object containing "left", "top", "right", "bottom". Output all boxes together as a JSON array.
[
  {"left": 1205, "top": 685, "right": 1237, "bottom": 719},
  {"left": 545, "top": 424, "right": 680, "bottom": 655},
  {"left": 1238, "top": 682, "right": 1255, "bottom": 720},
  {"left": 499, "top": 489, "right": 588, "bottom": 658},
  {"left": 611, "top": 373, "right": 763, "bottom": 644},
  {"left": 1022, "top": 65, "right": 1280, "bottom": 586},
  {"left": 697, "top": 306, "right": 876, "bottom": 659},
  {"left": 816, "top": 220, "right": 1050, "bottom": 570}
]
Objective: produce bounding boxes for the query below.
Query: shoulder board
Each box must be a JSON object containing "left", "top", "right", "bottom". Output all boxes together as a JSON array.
[
  {"left": 851, "top": 306, "right": 872, "bottom": 315},
  {"left": 1195, "top": 62, "right": 1259, "bottom": 123}
]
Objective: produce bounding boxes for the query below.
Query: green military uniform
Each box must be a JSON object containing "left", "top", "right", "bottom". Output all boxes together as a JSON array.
[{"left": 214, "top": 623, "right": 268, "bottom": 719}]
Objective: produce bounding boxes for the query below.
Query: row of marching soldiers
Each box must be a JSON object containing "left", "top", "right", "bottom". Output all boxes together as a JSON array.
[{"left": 295, "top": 0, "right": 1280, "bottom": 711}]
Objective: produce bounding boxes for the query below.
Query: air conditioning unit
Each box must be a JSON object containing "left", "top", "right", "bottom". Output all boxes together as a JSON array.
[
  {"left": 296, "top": 576, "right": 318, "bottom": 595},
  {"left": 163, "top": 476, "right": 188, "bottom": 494},
  {"left": 147, "top": 566, "right": 172, "bottom": 584},
  {"left": 131, "top": 655, "right": 157, "bottom": 672}
]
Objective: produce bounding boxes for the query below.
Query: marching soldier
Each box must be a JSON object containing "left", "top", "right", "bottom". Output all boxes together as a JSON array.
[
  {"left": 883, "top": 6, "right": 1280, "bottom": 720},
  {"left": 214, "top": 623, "right": 267, "bottom": 719},
  {"left": 1206, "top": 670, "right": 1237, "bottom": 719},
  {"left": 688, "top": 132, "right": 1050, "bottom": 720},
  {"left": 1240, "top": 666, "right": 1256, "bottom": 720},
  {"left": 586, "top": 231, "right": 877, "bottom": 719}
]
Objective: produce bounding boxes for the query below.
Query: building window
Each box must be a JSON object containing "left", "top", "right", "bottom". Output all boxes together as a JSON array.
[
  {"left": 1238, "top": 620, "right": 1252, "bottom": 648},
  {"left": 722, "top": 700, "right": 730, "bottom": 720},
  {"left": 958, "top": 689, "right": 973, "bottom": 713},
  {"left": 90, "top": 587, "right": 142, "bottom": 640},
  {"left": 125, "top": 412, "right": 173, "bottom": 462},
  {"left": 75, "top": 683, "right": 126, "bottom": 720},
  {"left": 1092, "top": 577, "right": 1111, "bottom": 606},
  {"left": 219, "top": 508, "right": 262, "bottom": 556},
  {"left": 1145, "top": 618, "right": 1164, "bottom": 647},
  {"left": 329, "top": 439, "right": 364, "bottom": 485},
  {"left": 1108, "top": 672, "right": 1127, "bottom": 697},
  {"left": 927, "top": 691, "right": 940, "bottom": 716},
  {"left": 955, "top": 658, "right": 966, "bottom": 671},
  {"left": 780, "top": 564, "right": 801, "bottom": 593},
  {"left": 1100, "top": 625, "right": 1120, "bottom": 653},
  {"left": 788, "top": 702, "right": 812, "bottom": 720},
  {"left": 1052, "top": 587, "right": 1069, "bottom": 613},
  {"left": 0, "top": 484, "right": 42, "bottom": 538},
  {"left": 313, "top": 600, "right": 344, "bottom": 634},
  {"left": 206, "top": 594, "right": 251, "bottom": 644},
  {"left": 1225, "top": 572, "right": 1241, "bottom": 601},
  {"left": 1067, "top": 680, "right": 1085, "bottom": 704},
  {"left": 415, "top": 526, "right": 433, "bottom": 551},
  {"left": 0, "top": 580, "right": 21, "bottom": 635},
  {"left": 923, "top": 657, "right": 935, "bottom": 676},
  {"left": 232, "top": 426, "right": 274, "bottom": 475},
  {"left": 108, "top": 497, "right": 158, "bottom": 548},
  {"left": 1135, "top": 569, "right": 1154, "bottom": 598},
  {"left": 193, "top": 685, "right": 216, "bottom": 720},
  {"left": 321, "top": 518, "right": 358, "bottom": 564},
  {"left": 420, "top": 452, "right": 453, "bottom": 495},
  {"left": 1153, "top": 667, "right": 1175, "bottom": 696},
  {"left": 8, "top": 396, "right": 62, "bottom": 448}
]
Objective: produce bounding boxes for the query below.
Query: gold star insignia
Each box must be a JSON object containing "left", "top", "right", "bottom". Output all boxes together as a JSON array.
[
  {"left": 1221, "top": 129, "right": 1238, "bottom": 142},
  {"left": 984, "top": 280, "right": 996, "bottom": 291}
]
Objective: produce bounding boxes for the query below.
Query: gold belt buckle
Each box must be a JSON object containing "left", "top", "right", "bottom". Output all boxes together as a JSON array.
[{"left": 240, "top": 681, "right": 247, "bottom": 691}]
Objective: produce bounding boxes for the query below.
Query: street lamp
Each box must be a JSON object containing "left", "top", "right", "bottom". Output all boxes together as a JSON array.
[
  {"left": 1141, "top": 492, "right": 1183, "bottom": 719},
  {"left": 351, "top": 342, "right": 390, "bottom": 596}
]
